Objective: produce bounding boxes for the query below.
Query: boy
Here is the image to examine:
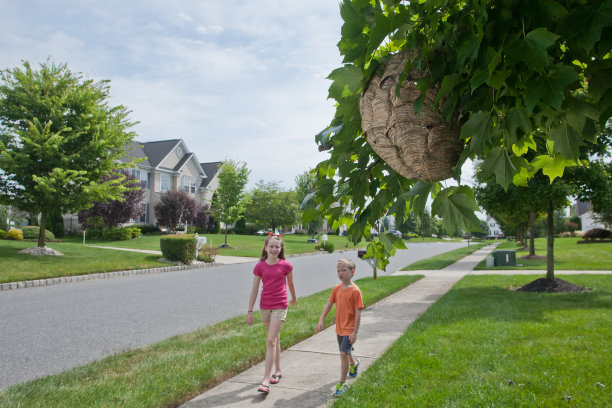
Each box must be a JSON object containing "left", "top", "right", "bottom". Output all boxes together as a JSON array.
[{"left": 316, "top": 258, "right": 364, "bottom": 396}]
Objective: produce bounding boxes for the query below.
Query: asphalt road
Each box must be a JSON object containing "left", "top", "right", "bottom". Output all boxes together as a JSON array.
[{"left": 0, "top": 241, "right": 464, "bottom": 389}]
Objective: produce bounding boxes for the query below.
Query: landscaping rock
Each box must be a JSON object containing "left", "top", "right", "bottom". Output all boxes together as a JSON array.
[{"left": 19, "top": 247, "right": 64, "bottom": 256}]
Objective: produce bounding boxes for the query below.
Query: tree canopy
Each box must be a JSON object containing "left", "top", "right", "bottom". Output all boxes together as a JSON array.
[
  {"left": 212, "top": 160, "right": 250, "bottom": 246},
  {"left": 154, "top": 190, "right": 198, "bottom": 233},
  {"left": 245, "top": 180, "right": 298, "bottom": 232},
  {"left": 77, "top": 171, "right": 145, "bottom": 229},
  {"left": 0, "top": 61, "right": 137, "bottom": 248},
  {"left": 308, "top": 0, "right": 611, "bottom": 267}
]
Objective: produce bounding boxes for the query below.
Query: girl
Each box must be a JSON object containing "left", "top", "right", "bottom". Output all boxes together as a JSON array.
[{"left": 246, "top": 233, "right": 297, "bottom": 395}]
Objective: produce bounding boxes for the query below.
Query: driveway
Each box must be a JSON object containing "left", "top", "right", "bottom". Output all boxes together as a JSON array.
[{"left": 0, "top": 241, "right": 464, "bottom": 389}]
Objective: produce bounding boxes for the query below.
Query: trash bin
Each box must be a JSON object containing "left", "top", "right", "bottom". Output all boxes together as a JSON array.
[{"left": 492, "top": 250, "right": 516, "bottom": 266}]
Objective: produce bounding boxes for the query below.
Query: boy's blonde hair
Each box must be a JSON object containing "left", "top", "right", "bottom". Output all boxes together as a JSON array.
[{"left": 337, "top": 258, "right": 356, "bottom": 271}]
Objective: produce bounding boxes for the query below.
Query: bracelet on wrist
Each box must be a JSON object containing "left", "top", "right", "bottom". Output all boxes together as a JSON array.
[{"left": 247, "top": 311, "right": 253, "bottom": 314}]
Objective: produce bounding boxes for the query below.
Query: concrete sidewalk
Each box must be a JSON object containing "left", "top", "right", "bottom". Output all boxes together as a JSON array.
[{"left": 181, "top": 243, "right": 500, "bottom": 408}]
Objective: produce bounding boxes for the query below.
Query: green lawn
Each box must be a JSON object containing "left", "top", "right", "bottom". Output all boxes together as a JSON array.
[
  {"left": 1, "top": 233, "right": 461, "bottom": 283},
  {"left": 474, "top": 237, "right": 612, "bottom": 270},
  {"left": 0, "top": 240, "right": 162, "bottom": 283},
  {"left": 72, "top": 233, "right": 367, "bottom": 256},
  {"left": 0, "top": 275, "right": 421, "bottom": 408},
  {"left": 333, "top": 274, "right": 612, "bottom": 407},
  {"left": 402, "top": 241, "right": 489, "bottom": 270}
]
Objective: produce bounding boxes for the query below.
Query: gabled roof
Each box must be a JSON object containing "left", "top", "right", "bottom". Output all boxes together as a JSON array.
[
  {"left": 121, "top": 141, "right": 151, "bottom": 167},
  {"left": 199, "top": 161, "right": 222, "bottom": 188},
  {"left": 140, "top": 139, "right": 182, "bottom": 168},
  {"left": 574, "top": 200, "right": 593, "bottom": 216},
  {"left": 175, "top": 153, "right": 206, "bottom": 176}
]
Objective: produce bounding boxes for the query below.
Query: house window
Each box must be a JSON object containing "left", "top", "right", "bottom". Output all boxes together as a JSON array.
[
  {"left": 160, "top": 174, "right": 170, "bottom": 191},
  {"left": 139, "top": 203, "right": 149, "bottom": 223},
  {"left": 182, "top": 176, "right": 197, "bottom": 194}
]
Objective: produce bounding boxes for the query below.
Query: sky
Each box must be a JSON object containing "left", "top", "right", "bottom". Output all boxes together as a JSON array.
[{"left": 0, "top": 0, "right": 344, "bottom": 189}]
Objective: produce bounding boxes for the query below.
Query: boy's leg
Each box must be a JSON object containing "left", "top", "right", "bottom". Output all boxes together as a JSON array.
[{"left": 339, "top": 351, "right": 350, "bottom": 383}]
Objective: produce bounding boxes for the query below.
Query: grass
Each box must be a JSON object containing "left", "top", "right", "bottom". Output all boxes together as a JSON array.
[
  {"left": 1, "top": 233, "right": 460, "bottom": 283},
  {"left": 333, "top": 274, "right": 612, "bottom": 407},
  {"left": 474, "top": 237, "right": 612, "bottom": 270},
  {"left": 402, "top": 241, "right": 489, "bottom": 270},
  {"left": 73, "top": 233, "right": 368, "bottom": 257},
  {"left": 0, "top": 275, "right": 421, "bottom": 408},
  {"left": 0, "top": 240, "right": 162, "bottom": 283}
]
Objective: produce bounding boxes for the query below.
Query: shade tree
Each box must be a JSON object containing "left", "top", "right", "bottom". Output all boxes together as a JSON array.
[
  {"left": 307, "top": 0, "right": 612, "bottom": 269},
  {"left": 0, "top": 61, "right": 137, "bottom": 250}
]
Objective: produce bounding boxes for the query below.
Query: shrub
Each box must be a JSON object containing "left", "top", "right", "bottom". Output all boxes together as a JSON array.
[
  {"left": 160, "top": 234, "right": 197, "bottom": 264},
  {"left": 102, "top": 226, "right": 141, "bottom": 241},
  {"left": 314, "top": 242, "right": 322, "bottom": 251},
  {"left": 139, "top": 225, "right": 162, "bottom": 235},
  {"left": 197, "top": 246, "right": 218, "bottom": 263},
  {"left": 322, "top": 241, "right": 335, "bottom": 253},
  {"left": 0, "top": 229, "right": 6, "bottom": 238},
  {"left": 7, "top": 228, "right": 24, "bottom": 240},
  {"left": 582, "top": 228, "right": 612, "bottom": 240},
  {"left": 21, "top": 226, "right": 55, "bottom": 240},
  {"left": 406, "top": 233, "right": 419, "bottom": 239}
]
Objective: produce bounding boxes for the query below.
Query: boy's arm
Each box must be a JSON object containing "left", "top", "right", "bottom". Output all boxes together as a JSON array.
[
  {"left": 316, "top": 302, "right": 333, "bottom": 332},
  {"left": 349, "top": 308, "right": 362, "bottom": 344}
]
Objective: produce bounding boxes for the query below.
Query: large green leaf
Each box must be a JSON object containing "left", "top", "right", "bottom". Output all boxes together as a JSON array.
[
  {"left": 431, "top": 186, "right": 481, "bottom": 234},
  {"left": 481, "top": 146, "right": 515, "bottom": 190},
  {"left": 460, "top": 111, "right": 492, "bottom": 154},
  {"left": 530, "top": 154, "right": 574, "bottom": 182},
  {"left": 327, "top": 65, "right": 363, "bottom": 101},
  {"left": 506, "top": 28, "right": 559, "bottom": 74},
  {"left": 550, "top": 120, "right": 583, "bottom": 160}
]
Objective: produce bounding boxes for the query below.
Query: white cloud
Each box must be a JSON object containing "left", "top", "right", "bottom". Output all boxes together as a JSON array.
[{"left": 0, "top": 0, "right": 343, "bottom": 189}]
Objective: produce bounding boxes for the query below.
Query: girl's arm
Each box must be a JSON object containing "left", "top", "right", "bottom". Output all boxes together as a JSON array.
[
  {"left": 246, "top": 275, "right": 261, "bottom": 326},
  {"left": 286, "top": 271, "right": 297, "bottom": 306}
]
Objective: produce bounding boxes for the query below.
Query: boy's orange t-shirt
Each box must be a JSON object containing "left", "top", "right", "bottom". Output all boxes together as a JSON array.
[{"left": 329, "top": 283, "right": 364, "bottom": 335}]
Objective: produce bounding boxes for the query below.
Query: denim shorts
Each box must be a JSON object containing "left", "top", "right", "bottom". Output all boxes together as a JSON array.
[
  {"left": 261, "top": 308, "right": 288, "bottom": 322},
  {"left": 337, "top": 335, "right": 354, "bottom": 354}
]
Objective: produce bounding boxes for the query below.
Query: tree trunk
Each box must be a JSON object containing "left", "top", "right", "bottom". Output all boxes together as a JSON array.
[
  {"left": 529, "top": 211, "right": 536, "bottom": 256},
  {"left": 546, "top": 200, "right": 555, "bottom": 281},
  {"left": 38, "top": 210, "right": 47, "bottom": 248}
]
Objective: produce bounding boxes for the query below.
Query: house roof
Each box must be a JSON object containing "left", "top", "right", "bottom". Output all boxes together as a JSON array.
[
  {"left": 121, "top": 141, "right": 151, "bottom": 167},
  {"left": 139, "top": 139, "right": 182, "bottom": 168},
  {"left": 574, "top": 200, "right": 593, "bottom": 216},
  {"left": 199, "top": 161, "right": 222, "bottom": 188}
]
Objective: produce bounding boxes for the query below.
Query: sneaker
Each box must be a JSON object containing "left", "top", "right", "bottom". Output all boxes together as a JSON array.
[
  {"left": 335, "top": 382, "right": 347, "bottom": 396},
  {"left": 348, "top": 357, "right": 360, "bottom": 378}
]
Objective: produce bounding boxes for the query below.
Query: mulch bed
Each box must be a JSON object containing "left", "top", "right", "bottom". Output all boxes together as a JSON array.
[{"left": 516, "top": 278, "right": 587, "bottom": 293}]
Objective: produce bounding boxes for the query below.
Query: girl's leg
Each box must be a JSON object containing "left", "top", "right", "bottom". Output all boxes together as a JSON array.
[
  {"left": 262, "top": 319, "right": 284, "bottom": 385},
  {"left": 273, "top": 330, "right": 282, "bottom": 376}
]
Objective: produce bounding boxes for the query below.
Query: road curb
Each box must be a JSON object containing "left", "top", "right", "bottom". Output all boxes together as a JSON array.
[{"left": 0, "top": 261, "right": 214, "bottom": 291}]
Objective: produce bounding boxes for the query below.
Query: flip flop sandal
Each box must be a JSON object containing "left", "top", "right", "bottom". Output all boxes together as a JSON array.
[
  {"left": 257, "top": 384, "right": 270, "bottom": 394},
  {"left": 270, "top": 374, "right": 282, "bottom": 384}
]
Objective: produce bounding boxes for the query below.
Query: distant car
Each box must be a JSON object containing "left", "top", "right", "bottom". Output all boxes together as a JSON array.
[{"left": 386, "top": 230, "right": 403, "bottom": 238}]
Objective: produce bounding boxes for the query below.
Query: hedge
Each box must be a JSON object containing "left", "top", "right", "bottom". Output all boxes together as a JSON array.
[
  {"left": 21, "top": 226, "right": 55, "bottom": 240},
  {"left": 160, "top": 234, "right": 197, "bottom": 264}
]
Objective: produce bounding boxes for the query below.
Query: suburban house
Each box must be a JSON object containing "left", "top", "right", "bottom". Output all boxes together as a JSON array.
[
  {"left": 63, "top": 139, "right": 221, "bottom": 233},
  {"left": 486, "top": 215, "right": 504, "bottom": 238},
  {"left": 573, "top": 200, "right": 608, "bottom": 231}
]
